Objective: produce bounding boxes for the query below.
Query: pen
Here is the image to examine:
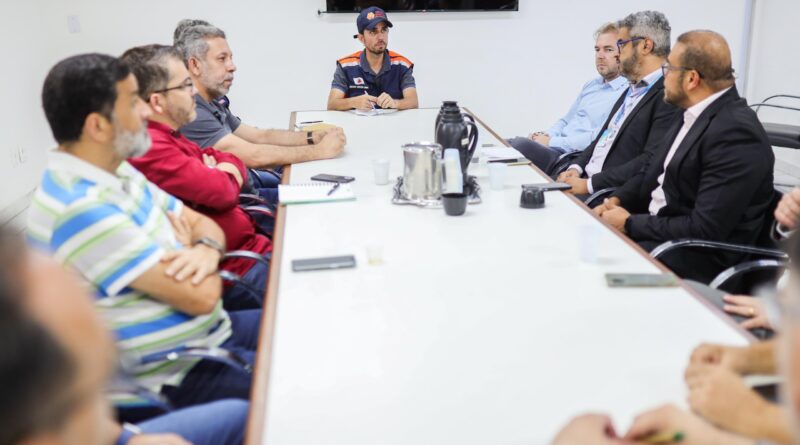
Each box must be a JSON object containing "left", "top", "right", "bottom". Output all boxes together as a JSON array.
[
  {"left": 641, "top": 431, "right": 684, "bottom": 444},
  {"left": 299, "top": 120, "right": 322, "bottom": 124},
  {"left": 326, "top": 182, "right": 341, "bottom": 196},
  {"left": 364, "top": 90, "right": 376, "bottom": 110}
]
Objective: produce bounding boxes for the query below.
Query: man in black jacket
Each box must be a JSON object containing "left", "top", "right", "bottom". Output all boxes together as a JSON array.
[
  {"left": 558, "top": 10, "right": 681, "bottom": 196},
  {"left": 595, "top": 30, "right": 775, "bottom": 282}
]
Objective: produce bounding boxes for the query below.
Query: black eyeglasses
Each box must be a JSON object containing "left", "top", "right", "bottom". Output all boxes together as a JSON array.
[
  {"left": 661, "top": 62, "right": 704, "bottom": 79},
  {"left": 616, "top": 37, "right": 645, "bottom": 52},
  {"left": 154, "top": 78, "right": 194, "bottom": 94}
]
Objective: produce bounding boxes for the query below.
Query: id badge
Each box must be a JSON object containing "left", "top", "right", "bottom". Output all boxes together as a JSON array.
[{"left": 596, "top": 129, "right": 612, "bottom": 149}]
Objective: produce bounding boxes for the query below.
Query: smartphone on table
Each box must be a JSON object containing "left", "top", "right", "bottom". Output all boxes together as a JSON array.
[{"left": 311, "top": 174, "right": 355, "bottom": 184}]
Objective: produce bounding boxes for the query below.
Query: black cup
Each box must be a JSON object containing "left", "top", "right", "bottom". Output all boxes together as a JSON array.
[
  {"left": 520, "top": 187, "right": 545, "bottom": 209},
  {"left": 442, "top": 193, "right": 468, "bottom": 216}
]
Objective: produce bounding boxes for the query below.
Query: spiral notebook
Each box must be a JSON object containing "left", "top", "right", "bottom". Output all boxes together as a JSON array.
[{"left": 278, "top": 182, "right": 356, "bottom": 204}]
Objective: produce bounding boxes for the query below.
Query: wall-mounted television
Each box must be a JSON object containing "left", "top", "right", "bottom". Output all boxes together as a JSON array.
[{"left": 325, "top": 1, "right": 519, "bottom": 12}]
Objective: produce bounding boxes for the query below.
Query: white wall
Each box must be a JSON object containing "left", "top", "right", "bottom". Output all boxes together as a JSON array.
[
  {"left": 745, "top": 0, "right": 800, "bottom": 126},
  {"left": 0, "top": 0, "right": 751, "bottom": 217}
]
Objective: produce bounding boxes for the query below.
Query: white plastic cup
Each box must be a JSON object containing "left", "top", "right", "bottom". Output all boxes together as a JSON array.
[
  {"left": 488, "top": 162, "right": 507, "bottom": 190},
  {"left": 578, "top": 224, "right": 601, "bottom": 263},
  {"left": 366, "top": 244, "right": 384, "bottom": 265},
  {"left": 372, "top": 159, "right": 390, "bottom": 185}
]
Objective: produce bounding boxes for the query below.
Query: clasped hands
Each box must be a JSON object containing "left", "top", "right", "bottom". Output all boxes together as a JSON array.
[
  {"left": 593, "top": 197, "right": 630, "bottom": 233},
  {"left": 353, "top": 92, "right": 397, "bottom": 110}
]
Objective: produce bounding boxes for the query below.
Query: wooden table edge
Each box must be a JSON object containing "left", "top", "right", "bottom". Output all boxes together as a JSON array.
[{"left": 244, "top": 112, "right": 296, "bottom": 445}]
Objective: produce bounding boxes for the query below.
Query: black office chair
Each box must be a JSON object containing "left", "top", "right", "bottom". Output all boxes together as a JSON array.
[
  {"left": 219, "top": 249, "right": 271, "bottom": 305},
  {"left": 239, "top": 193, "right": 277, "bottom": 235},
  {"left": 751, "top": 95, "right": 800, "bottom": 149},
  {"left": 549, "top": 151, "right": 582, "bottom": 178},
  {"left": 112, "top": 346, "right": 253, "bottom": 423},
  {"left": 650, "top": 190, "right": 786, "bottom": 294},
  {"left": 584, "top": 187, "right": 617, "bottom": 209}
]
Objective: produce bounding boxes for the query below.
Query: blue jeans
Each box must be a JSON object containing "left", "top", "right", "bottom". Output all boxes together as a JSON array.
[
  {"left": 222, "top": 255, "right": 270, "bottom": 311},
  {"left": 249, "top": 168, "right": 281, "bottom": 188},
  {"left": 161, "top": 310, "right": 260, "bottom": 408},
  {"left": 244, "top": 169, "right": 279, "bottom": 234},
  {"left": 249, "top": 170, "right": 280, "bottom": 204},
  {"left": 138, "top": 399, "right": 248, "bottom": 445}
]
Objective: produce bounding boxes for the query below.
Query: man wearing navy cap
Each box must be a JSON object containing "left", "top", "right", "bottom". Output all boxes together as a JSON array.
[{"left": 327, "top": 6, "right": 419, "bottom": 111}]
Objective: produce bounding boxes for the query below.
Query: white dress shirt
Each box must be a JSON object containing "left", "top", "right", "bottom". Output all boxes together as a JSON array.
[
  {"left": 648, "top": 87, "right": 732, "bottom": 215},
  {"left": 569, "top": 68, "right": 663, "bottom": 193}
]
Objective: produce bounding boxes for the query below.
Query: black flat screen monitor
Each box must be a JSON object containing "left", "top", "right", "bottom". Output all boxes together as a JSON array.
[{"left": 325, "top": 1, "right": 518, "bottom": 12}]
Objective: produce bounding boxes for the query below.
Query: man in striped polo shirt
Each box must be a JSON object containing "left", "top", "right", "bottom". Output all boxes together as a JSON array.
[{"left": 28, "top": 53, "right": 259, "bottom": 409}]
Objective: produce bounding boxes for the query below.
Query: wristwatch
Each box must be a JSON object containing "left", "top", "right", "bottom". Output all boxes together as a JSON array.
[
  {"left": 192, "top": 237, "right": 225, "bottom": 256},
  {"left": 306, "top": 131, "right": 314, "bottom": 145}
]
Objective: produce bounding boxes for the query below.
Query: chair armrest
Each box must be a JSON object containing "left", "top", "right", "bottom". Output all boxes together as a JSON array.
[
  {"left": 749, "top": 103, "right": 800, "bottom": 114},
  {"left": 651, "top": 239, "right": 788, "bottom": 260},
  {"left": 223, "top": 250, "right": 271, "bottom": 266},
  {"left": 549, "top": 151, "right": 582, "bottom": 177},
  {"left": 250, "top": 168, "right": 282, "bottom": 181},
  {"left": 709, "top": 259, "right": 789, "bottom": 290},
  {"left": 242, "top": 205, "right": 275, "bottom": 218},
  {"left": 584, "top": 187, "right": 617, "bottom": 208},
  {"left": 751, "top": 94, "right": 800, "bottom": 114},
  {"left": 139, "top": 346, "right": 253, "bottom": 373},
  {"left": 239, "top": 193, "right": 270, "bottom": 206}
]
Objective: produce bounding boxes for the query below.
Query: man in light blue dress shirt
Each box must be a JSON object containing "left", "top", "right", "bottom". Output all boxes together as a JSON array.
[{"left": 509, "top": 22, "right": 627, "bottom": 173}]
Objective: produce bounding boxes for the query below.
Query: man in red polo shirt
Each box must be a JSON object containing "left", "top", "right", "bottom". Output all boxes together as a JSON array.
[{"left": 122, "top": 44, "right": 270, "bottom": 311}]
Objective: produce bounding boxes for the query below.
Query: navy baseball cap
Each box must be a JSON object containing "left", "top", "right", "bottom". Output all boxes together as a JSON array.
[{"left": 356, "top": 7, "right": 393, "bottom": 35}]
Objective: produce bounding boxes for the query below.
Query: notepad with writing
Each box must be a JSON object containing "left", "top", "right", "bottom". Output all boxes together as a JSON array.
[{"left": 278, "top": 182, "right": 356, "bottom": 204}]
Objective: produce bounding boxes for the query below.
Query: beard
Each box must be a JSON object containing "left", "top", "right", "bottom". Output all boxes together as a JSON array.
[
  {"left": 112, "top": 124, "right": 152, "bottom": 159},
  {"left": 199, "top": 70, "right": 232, "bottom": 99},
  {"left": 367, "top": 43, "right": 387, "bottom": 56},
  {"left": 166, "top": 102, "right": 196, "bottom": 128},
  {"left": 597, "top": 63, "right": 621, "bottom": 81},
  {"left": 664, "top": 75, "right": 689, "bottom": 108},
  {"left": 620, "top": 50, "right": 639, "bottom": 80}
]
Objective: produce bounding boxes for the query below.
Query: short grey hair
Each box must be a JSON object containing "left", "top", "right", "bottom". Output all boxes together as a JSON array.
[
  {"left": 173, "top": 20, "right": 226, "bottom": 63},
  {"left": 618, "top": 10, "right": 671, "bottom": 57},
  {"left": 593, "top": 22, "right": 619, "bottom": 40},
  {"left": 173, "top": 19, "right": 212, "bottom": 44}
]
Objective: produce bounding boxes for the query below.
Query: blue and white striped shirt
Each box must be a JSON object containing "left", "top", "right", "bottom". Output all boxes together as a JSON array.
[{"left": 28, "top": 151, "right": 232, "bottom": 392}]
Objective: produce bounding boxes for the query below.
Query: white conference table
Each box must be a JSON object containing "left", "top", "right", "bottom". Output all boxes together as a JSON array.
[{"left": 246, "top": 108, "right": 749, "bottom": 445}]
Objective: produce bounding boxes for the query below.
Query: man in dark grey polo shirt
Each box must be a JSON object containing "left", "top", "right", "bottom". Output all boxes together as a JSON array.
[{"left": 174, "top": 20, "right": 347, "bottom": 172}]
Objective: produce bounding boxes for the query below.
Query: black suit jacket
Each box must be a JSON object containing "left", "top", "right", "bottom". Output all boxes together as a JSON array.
[
  {"left": 614, "top": 87, "right": 775, "bottom": 278},
  {"left": 574, "top": 76, "right": 681, "bottom": 190}
]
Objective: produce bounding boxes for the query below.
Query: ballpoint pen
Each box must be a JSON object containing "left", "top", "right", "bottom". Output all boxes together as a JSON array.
[
  {"left": 326, "top": 182, "right": 341, "bottom": 196},
  {"left": 641, "top": 431, "right": 684, "bottom": 444}
]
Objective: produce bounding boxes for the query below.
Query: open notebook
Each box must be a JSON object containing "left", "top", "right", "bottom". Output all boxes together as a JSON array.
[{"left": 278, "top": 182, "right": 356, "bottom": 204}]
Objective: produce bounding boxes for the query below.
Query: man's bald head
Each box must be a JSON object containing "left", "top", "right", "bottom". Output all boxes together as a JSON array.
[{"left": 676, "top": 30, "right": 735, "bottom": 91}]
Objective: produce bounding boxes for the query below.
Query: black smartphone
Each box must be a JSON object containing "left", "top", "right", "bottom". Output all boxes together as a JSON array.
[
  {"left": 605, "top": 273, "right": 679, "bottom": 287},
  {"left": 521, "top": 182, "right": 572, "bottom": 191},
  {"left": 291, "top": 255, "right": 357, "bottom": 272},
  {"left": 311, "top": 174, "right": 355, "bottom": 184}
]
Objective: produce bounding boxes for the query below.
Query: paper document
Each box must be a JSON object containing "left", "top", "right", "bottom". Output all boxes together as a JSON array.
[
  {"left": 278, "top": 182, "right": 356, "bottom": 205},
  {"left": 352, "top": 108, "right": 398, "bottom": 117}
]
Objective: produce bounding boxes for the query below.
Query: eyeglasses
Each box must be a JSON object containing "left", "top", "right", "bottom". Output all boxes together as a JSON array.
[
  {"left": 154, "top": 78, "right": 194, "bottom": 94},
  {"left": 616, "top": 37, "right": 645, "bottom": 52},
  {"left": 661, "top": 62, "right": 704, "bottom": 79}
]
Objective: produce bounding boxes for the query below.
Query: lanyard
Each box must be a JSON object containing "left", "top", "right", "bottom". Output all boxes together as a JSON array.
[{"left": 612, "top": 82, "right": 654, "bottom": 127}]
